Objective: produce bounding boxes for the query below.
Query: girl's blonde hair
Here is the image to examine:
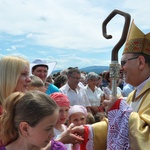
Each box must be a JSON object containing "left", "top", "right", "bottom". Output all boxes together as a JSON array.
[{"left": 0, "top": 56, "right": 29, "bottom": 104}]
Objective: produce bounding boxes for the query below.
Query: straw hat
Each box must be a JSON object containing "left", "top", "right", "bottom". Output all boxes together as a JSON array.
[{"left": 123, "top": 20, "right": 150, "bottom": 56}]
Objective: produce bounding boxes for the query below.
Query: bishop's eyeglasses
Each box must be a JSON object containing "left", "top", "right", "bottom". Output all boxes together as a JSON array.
[{"left": 121, "top": 56, "right": 139, "bottom": 67}]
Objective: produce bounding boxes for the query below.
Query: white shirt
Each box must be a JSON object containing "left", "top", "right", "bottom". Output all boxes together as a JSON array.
[
  {"left": 135, "top": 77, "right": 150, "bottom": 97},
  {"left": 85, "top": 85, "right": 104, "bottom": 106},
  {"left": 102, "top": 86, "right": 123, "bottom": 97},
  {"left": 130, "top": 77, "right": 150, "bottom": 112},
  {"left": 60, "top": 83, "right": 91, "bottom": 107}
]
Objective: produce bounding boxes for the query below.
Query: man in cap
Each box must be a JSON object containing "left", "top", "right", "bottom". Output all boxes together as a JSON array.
[
  {"left": 31, "top": 59, "right": 60, "bottom": 94},
  {"left": 71, "top": 21, "right": 150, "bottom": 150}
]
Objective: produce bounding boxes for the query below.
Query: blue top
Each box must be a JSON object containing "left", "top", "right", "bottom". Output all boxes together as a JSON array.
[
  {"left": 46, "top": 83, "right": 60, "bottom": 95},
  {"left": 122, "top": 84, "right": 134, "bottom": 97}
]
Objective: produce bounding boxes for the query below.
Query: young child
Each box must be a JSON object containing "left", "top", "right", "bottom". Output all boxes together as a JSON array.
[
  {"left": 28, "top": 75, "right": 46, "bottom": 93},
  {"left": 0, "top": 91, "right": 67, "bottom": 150},
  {"left": 68, "top": 105, "right": 88, "bottom": 126},
  {"left": 50, "top": 92, "right": 72, "bottom": 150},
  {"left": 68, "top": 105, "right": 88, "bottom": 150}
]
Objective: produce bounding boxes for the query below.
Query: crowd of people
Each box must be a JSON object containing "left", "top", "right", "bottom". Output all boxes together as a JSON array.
[{"left": 0, "top": 20, "right": 150, "bottom": 150}]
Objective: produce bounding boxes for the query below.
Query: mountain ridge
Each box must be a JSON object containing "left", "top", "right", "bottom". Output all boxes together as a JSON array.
[{"left": 52, "top": 66, "right": 109, "bottom": 75}]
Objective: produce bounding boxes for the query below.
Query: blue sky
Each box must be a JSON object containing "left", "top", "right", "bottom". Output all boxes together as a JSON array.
[{"left": 0, "top": 0, "right": 150, "bottom": 70}]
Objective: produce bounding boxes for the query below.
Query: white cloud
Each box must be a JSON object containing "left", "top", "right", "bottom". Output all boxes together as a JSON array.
[
  {"left": 0, "top": 0, "right": 150, "bottom": 70},
  {"left": 26, "top": 33, "right": 33, "bottom": 38}
]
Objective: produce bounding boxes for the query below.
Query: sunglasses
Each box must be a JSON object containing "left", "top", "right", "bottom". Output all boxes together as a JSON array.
[{"left": 121, "top": 56, "right": 139, "bottom": 67}]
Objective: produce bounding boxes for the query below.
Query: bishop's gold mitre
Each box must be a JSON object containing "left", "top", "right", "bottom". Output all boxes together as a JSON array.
[{"left": 123, "top": 20, "right": 150, "bottom": 56}]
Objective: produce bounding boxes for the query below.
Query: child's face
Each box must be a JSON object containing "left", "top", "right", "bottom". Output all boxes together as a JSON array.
[
  {"left": 23, "top": 109, "right": 59, "bottom": 148},
  {"left": 69, "top": 112, "right": 86, "bottom": 126},
  {"left": 56, "top": 106, "right": 69, "bottom": 125}
]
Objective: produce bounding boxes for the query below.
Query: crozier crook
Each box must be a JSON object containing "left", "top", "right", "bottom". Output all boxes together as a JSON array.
[{"left": 102, "top": 9, "right": 131, "bottom": 97}]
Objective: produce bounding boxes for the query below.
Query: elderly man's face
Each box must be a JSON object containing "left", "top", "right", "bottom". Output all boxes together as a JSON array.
[{"left": 32, "top": 66, "right": 48, "bottom": 82}]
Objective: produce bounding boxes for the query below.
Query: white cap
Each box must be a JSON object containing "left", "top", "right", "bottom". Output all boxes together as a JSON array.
[{"left": 30, "top": 59, "right": 57, "bottom": 76}]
